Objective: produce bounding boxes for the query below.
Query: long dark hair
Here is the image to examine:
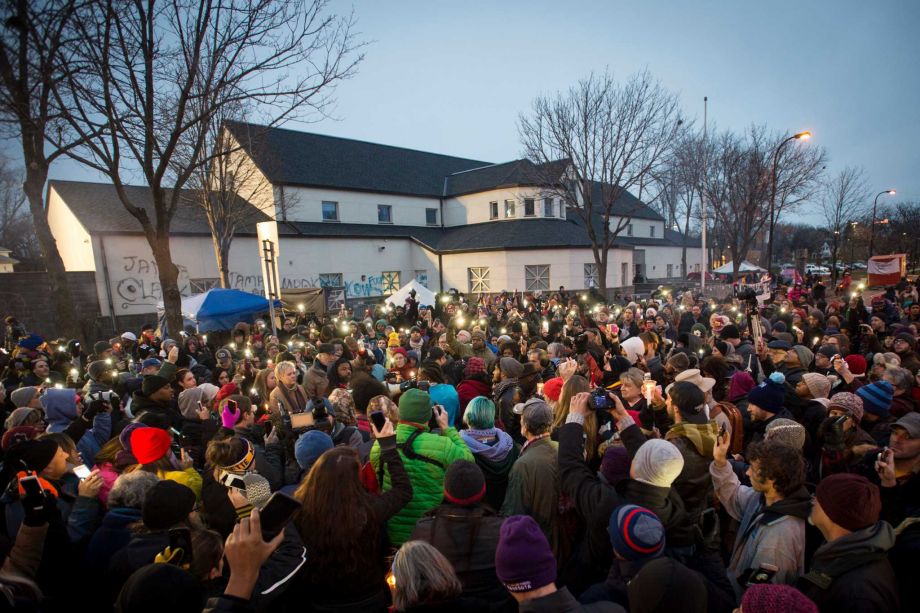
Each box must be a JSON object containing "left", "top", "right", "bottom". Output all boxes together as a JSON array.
[{"left": 293, "top": 446, "right": 379, "bottom": 577}]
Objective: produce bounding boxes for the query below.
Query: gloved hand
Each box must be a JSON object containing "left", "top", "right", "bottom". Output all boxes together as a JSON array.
[
  {"left": 20, "top": 480, "right": 57, "bottom": 527},
  {"left": 222, "top": 404, "right": 241, "bottom": 429},
  {"left": 822, "top": 416, "right": 846, "bottom": 451},
  {"left": 83, "top": 399, "right": 110, "bottom": 421}
]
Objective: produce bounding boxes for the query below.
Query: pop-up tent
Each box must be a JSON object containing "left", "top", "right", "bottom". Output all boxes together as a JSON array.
[
  {"left": 157, "top": 288, "right": 281, "bottom": 333},
  {"left": 712, "top": 261, "right": 766, "bottom": 274},
  {"left": 385, "top": 279, "right": 437, "bottom": 308}
]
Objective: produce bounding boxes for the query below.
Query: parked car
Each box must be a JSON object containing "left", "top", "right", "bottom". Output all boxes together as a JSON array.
[{"left": 805, "top": 264, "right": 830, "bottom": 275}]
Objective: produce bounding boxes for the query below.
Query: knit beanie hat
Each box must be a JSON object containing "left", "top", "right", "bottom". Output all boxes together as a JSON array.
[
  {"left": 621, "top": 337, "right": 646, "bottom": 365},
  {"left": 895, "top": 332, "right": 917, "bottom": 351},
  {"left": 3, "top": 438, "right": 58, "bottom": 473},
  {"left": 844, "top": 354, "right": 867, "bottom": 376},
  {"left": 215, "top": 383, "right": 238, "bottom": 405},
  {"left": 495, "top": 515, "right": 557, "bottom": 592},
  {"left": 119, "top": 422, "right": 148, "bottom": 453},
  {"left": 690, "top": 323, "right": 707, "bottom": 337},
  {"left": 631, "top": 439, "right": 684, "bottom": 487},
  {"left": 457, "top": 330, "right": 472, "bottom": 344},
  {"left": 599, "top": 445, "right": 631, "bottom": 486},
  {"left": 816, "top": 473, "right": 881, "bottom": 531},
  {"left": 463, "top": 357, "right": 486, "bottom": 378},
  {"left": 728, "top": 371, "right": 756, "bottom": 402},
  {"left": 499, "top": 357, "right": 523, "bottom": 379},
  {"left": 4, "top": 406, "right": 39, "bottom": 429},
  {"left": 828, "top": 392, "right": 864, "bottom": 422},
  {"left": 387, "top": 332, "right": 400, "bottom": 348},
  {"left": 666, "top": 351, "right": 690, "bottom": 373},
  {"left": 721, "top": 324, "right": 740, "bottom": 339},
  {"left": 856, "top": 380, "right": 894, "bottom": 416},
  {"left": 87, "top": 360, "right": 109, "bottom": 382},
  {"left": 792, "top": 345, "right": 814, "bottom": 369},
  {"left": 1, "top": 426, "right": 38, "bottom": 451},
  {"left": 10, "top": 387, "right": 39, "bottom": 409},
  {"left": 443, "top": 460, "right": 486, "bottom": 506},
  {"left": 142, "top": 480, "right": 197, "bottom": 530},
  {"left": 748, "top": 372, "right": 787, "bottom": 414},
  {"left": 17, "top": 334, "right": 44, "bottom": 351},
  {"left": 471, "top": 330, "right": 487, "bottom": 341},
  {"left": 141, "top": 372, "right": 171, "bottom": 396},
  {"left": 130, "top": 427, "right": 172, "bottom": 465},
  {"left": 177, "top": 387, "right": 205, "bottom": 420},
  {"left": 294, "top": 430, "right": 333, "bottom": 472},
  {"left": 765, "top": 418, "right": 806, "bottom": 451},
  {"left": 542, "top": 377, "right": 564, "bottom": 402},
  {"left": 627, "top": 557, "right": 708, "bottom": 613},
  {"left": 801, "top": 373, "right": 831, "bottom": 399},
  {"left": 741, "top": 584, "right": 818, "bottom": 613},
  {"left": 398, "top": 388, "right": 432, "bottom": 424},
  {"left": 608, "top": 504, "right": 665, "bottom": 561},
  {"left": 116, "top": 562, "right": 205, "bottom": 613}
]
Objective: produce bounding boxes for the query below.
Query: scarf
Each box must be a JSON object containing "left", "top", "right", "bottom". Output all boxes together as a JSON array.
[
  {"left": 460, "top": 428, "right": 514, "bottom": 461},
  {"left": 492, "top": 378, "right": 519, "bottom": 402},
  {"left": 277, "top": 382, "right": 308, "bottom": 414}
]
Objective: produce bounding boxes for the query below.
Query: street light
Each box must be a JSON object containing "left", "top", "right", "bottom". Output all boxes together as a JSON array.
[
  {"left": 868, "top": 189, "right": 896, "bottom": 257},
  {"left": 766, "top": 131, "right": 811, "bottom": 274}
]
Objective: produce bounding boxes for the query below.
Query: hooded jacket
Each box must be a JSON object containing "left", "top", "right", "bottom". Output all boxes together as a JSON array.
[
  {"left": 460, "top": 428, "right": 519, "bottom": 510},
  {"left": 797, "top": 521, "right": 899, "bottom": 613},
  {"left": 43, "top": 388, "right": 111, "bottom": 467},
  {"left": 710, "top": 460, "right": 811, "bottom": 599},
  {"left": 665, "top": 420, "right": 719, "bottom": 527},
  {"left": 500, "top": 436, "right": 561, "bottom": 556}
]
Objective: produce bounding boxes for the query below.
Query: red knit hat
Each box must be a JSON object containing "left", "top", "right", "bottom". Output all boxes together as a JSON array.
[
  {"left": 542, "top": 377, "right": 564, "bottom": 402},
  {"left": 741, "top": 584, "right": 817, "bottom": 613},
  {"left": 844, "top": 354, "right": 867, "bottom": 376},
  {"left": 215, "top": 383, "right": 239, "bottom": 404},
  {"left": 816, "top": 473, "right": 880, "bottom": 531},
  {"left": 130, "top": 427, "right": 172, "bottom": 465},
  {"left": 463, "top": 357, "right": 486, "bottom": 377}
]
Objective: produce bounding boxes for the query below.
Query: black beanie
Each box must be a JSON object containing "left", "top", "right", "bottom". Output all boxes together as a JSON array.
[
  {"left": 721, "top": 324, "right": 740, "bottom": 340},
  {"left": 5, "top": 439, "right": 59, "bottom": 474},
  {"left": 116, "top": 564, "right": 205, "bottom": 613},
  {"left": 443, "top": 460, "right": 486, "bottom": 506},
  {"left": 142, "top": 480, "right": 196, "bottom": 531},
  {"left": 141, "top": 373, "right": 171, "bottom": 396}
]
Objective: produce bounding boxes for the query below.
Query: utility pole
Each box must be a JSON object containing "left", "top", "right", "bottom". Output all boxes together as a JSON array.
[{"left": 701, "top": 96, "right": 708, "bottom": 293}]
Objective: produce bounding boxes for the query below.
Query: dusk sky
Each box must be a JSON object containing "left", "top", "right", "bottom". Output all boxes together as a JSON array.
[{"left": 44, "top": 0, "right": 920, "bottom": 225}]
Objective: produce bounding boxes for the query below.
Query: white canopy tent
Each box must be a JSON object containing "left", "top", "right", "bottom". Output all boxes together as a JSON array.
[
  {"left": 385, "top": 279, "right": 437, "bottom": 308},
  {"left": 712, "top": 261, "right": 766, "bottom": 274}
]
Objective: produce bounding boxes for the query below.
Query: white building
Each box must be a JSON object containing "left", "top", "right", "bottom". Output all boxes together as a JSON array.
[{"left": 47, "top": 122, "right": 700, "bottom": 319}]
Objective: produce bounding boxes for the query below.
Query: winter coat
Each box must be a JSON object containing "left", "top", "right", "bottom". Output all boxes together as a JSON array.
[
  {"left": 302, "top": 361, "right": 330, "bottom": 400},
  {"left": 429, "top": 383, "right": 460, "bottom": 429},
  {"left": 493, "top": 379, "right": 523, "bottom": 443},
  {"left": 797, "top": 521, "right": 900, "bottom": 613},
  {"left": 93, "top": 461, "right": 120, "bottom": 508},
  {"left": 519, "top": 587, "right": 625, "bottom": 613},
  {"left": 665, "top": 420, "right": 719, "bottom": 527},
  {"left": 44, "top": 388, "right": 112, "bottom": 468},
  {"left": 156, "top": 467, "right": 203, "bottom": 499},
  {"left": 234, "top": 425, "right": 283, "bottom": 492},
  {"left": 411, "top": 504, "right": 514, "bottom": 612},
  {"left": 710, "top": 460, "right": 810, "bottom": 600},
  {"left": 370, "top": 422, "right": 473, "bottom": 546},
  {"left": 500, "top": 436, "right": 560, "bottom": 555},
  {"left": 460, "top": 428, "right": 519, "bottom": 511},
  {"left": 83, "top": 506, "right": 142, "bottom": 572},
  {"left": 457, "top": 378, "right": 491, "bottom": 416}
]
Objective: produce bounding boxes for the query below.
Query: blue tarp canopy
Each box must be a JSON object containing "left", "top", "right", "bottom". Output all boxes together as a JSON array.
[{"left": 156, "top": 289, "right": 280, "bottom": 333}]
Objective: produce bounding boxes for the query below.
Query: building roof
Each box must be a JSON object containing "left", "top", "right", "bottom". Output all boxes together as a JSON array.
[
  {"left": 48, "top": 180, "right": 284, "bottom": 236},
  {"left": 224, "top": 121, "right": 491, "bottom": 198},
  {"left": 0, "top": 254, "right": 19, "bottom": 265}
]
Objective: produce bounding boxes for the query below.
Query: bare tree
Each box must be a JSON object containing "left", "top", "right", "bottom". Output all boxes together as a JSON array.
[
  {"left": 662, "top": 131, "right": 707, "bottom": 276},
  {"left": 519, "top": 70, "right": 684, "bottom": 293},
  {"left": 55, "top": 0, "right": 363, "bottom": 333},
  {"left": 0, "top": 0, "right": 85, "bottom": 339},
  {"left": 0, "top": 158, "right": 38, "bottom": 267},
  {"left": 820, "top": 166, "right": 869, "bottom": 286}
]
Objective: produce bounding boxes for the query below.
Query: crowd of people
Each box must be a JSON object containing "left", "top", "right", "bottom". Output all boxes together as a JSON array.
[{"left": 0, "top": 275, "right": 918, "bottom": 613}]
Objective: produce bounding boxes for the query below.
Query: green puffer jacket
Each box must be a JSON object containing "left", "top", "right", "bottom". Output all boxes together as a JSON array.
[{"left": 370, "top": 423, "right": 473, "bottom": 546}]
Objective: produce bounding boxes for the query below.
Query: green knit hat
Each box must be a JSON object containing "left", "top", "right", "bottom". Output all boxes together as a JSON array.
[{"left": 399, "top": 388, "right": 432, "bottom": 425}]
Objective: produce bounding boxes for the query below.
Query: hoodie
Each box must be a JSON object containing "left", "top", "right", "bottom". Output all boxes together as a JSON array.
[
  {"left": 460, "top": 428, "right": 520, "bottom": 510},
  {"left": 43, "top": 387, "right": 111, "bottom": 467},
  {"left": 665, "top": 421, "right": 720, "bottom": 526}
]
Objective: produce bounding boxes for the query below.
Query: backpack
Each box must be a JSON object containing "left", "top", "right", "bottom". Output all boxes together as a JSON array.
[{"left": 711, "top": 401, "right": 744, "bottom": 455}]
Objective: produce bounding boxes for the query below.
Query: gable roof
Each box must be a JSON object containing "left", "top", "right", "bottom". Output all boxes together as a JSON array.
[{"left": 224, "top": 121, "right": 490, "bottom": 198}]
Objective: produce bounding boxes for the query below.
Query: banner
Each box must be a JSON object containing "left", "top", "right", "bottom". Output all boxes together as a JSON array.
[
  {"left": 868, "top": 254, "right": 905, "bottom": 287},
  {"left": 868, "top": 257, "right": 900, "bottom": 275}
]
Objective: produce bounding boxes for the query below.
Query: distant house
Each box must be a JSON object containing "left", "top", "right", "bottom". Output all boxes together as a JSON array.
[
  {"left": 47, "top": 122, "right": 701, "bottom": 318},
  {"left": 0, "top": 247, "right": 19, "bottom": 273}
]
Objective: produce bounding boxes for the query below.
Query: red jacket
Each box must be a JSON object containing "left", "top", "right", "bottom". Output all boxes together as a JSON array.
[{"left": 457, "top": 379, "right": 492, "bottom": 419}]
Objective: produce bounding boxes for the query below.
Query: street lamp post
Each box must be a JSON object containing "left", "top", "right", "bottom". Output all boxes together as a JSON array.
[
  {"left": 766, "top": 131, "right": 811, "bottom": 275},
  {"left": 868, "top": 189, "right": 896, "bottom": 258}
]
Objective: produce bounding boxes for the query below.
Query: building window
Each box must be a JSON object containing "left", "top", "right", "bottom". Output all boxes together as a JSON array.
[
  {"left": 558, "top": 202, "right": 566, "bottom": 219},
  {"left": 190, "top": 278, "right": 219, "bottom": 293},
  {"left": 415, "top": 269, "right": 429, "bottom": 287},
  {"left": 543, "top": 198, "right": 554, "bottom": 217},
  {"left": 626, "top": 224, "right": 633, "bottom": 237},
  {"left": 426, "top": 208, "right": 438, "bottom": 225},
  {"left": 525, "top": 265, "right": 550, "bottom": 292},
  {"left": 468, "top": 267, "right": 490, "bottom": 293},
  {"left": 650, "top": 225, "right": 655, "bottom": 237},
  {"left": 322, "top": 201, "right": 339, "bottom": 222},
  {"left": 504, "top": 199, "right": 515, "bottom": 218},
  {"left": 489, "top": 201, "right": 498, "bottom": 220},
  {"left": 524, "top": 198, "right": 535, "bottom": 217},
  {"left": 584, "top": 264, "right": 598, "bottom": 288},
  {"left": 377, "top": 205, "right": 392, "bottom": 224},
  {"left": 382, "top": 271, "right": 400, "bottom": 294},
  {"left": 318, "top": 273, "right": 343, "bottom": 287}
]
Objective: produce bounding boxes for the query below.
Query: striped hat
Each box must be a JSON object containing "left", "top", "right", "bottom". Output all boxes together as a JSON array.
[
  {"left": 856, "top": 380, "right": 894, "bottom": 416},
  {"left": 608, "top": 504, "right": 665, "bottom": 561}
]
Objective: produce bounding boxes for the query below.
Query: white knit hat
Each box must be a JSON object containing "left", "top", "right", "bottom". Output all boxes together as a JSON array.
[
  {"left": 631, "top": 440, "right": 684, "bottom": 487},
  {"left": 621, "top": 337, "right": 646, "bottom": 365}
]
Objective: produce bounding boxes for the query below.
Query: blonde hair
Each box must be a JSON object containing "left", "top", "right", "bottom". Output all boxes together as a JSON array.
[
  {"left": 274, "top": 360, "right": 296, "bottom": 380},
  {"left": 392, "top": 541, "right": 462, "bottom": 611},
  {"left": 553, "top": 375, "right": 599, "bottom": 460}
]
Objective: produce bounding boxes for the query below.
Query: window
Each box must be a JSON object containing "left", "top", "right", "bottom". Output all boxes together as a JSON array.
[
  {"left": 666, "top": 264, "right": 673, "bottom": 277},
  {"left": 584, "top": 264, "right": 598, "bottom": 288},
  {"left": 468, "top": 267, "right": 490, "bottom": 293},
  {"left": 558, "top": 202, "right": 565, "bottom": 219},
  {"left": 426, "top": 208, "right": 438, "bottom": 226},
  {"left": 415, "top": 269, "right": 429, "bottom": 287},
  {"left": 626, "top": 224, "right": 633, "bottom": 237},
  {"left": 504, "top": 199, "right": 515, "bottom": 218},
  {"left": 318, "top": 273, "right": 343, "bottom": 287},
  {"left": 650, "top": 225, "right": 656, "bottom": 237},
  {"left": 524, "top": 198, "right": 535, "bottom": 217},
  {"left": 322, "top": 201, "right": 339, "bottom": 222},
  {"left": 525, "top": 265, "right": 550, "bottom": 291},
  {"left": 543, "top": 198, "right": 554, "bottom": 217},
  {"left": 382, "top": 271, "right": 400, "bottom": 294},
  {"left": 489, "top": 201, "right": 499, "bottom": 220},
  {"left": 377, "top": 205, "right": 392, "bottom": 224},
  {"left": 190, "top": 278, "right": 219, "bottom": 293}
]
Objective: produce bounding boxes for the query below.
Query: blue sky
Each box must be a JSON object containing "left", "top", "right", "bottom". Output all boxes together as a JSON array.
[{"left": 41, "top": 0, "right": 920, "bottom": 224}]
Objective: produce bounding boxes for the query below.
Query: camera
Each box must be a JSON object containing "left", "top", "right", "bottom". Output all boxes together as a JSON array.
[
  {"left": 736, "top": 287, "right": 760, "bottom": 308},
  {"left": 399, "top": 379, "right": 430, "bottom": 393},
  {"left": 591, "top": 387, "right": 612, "bottom": 410}
]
